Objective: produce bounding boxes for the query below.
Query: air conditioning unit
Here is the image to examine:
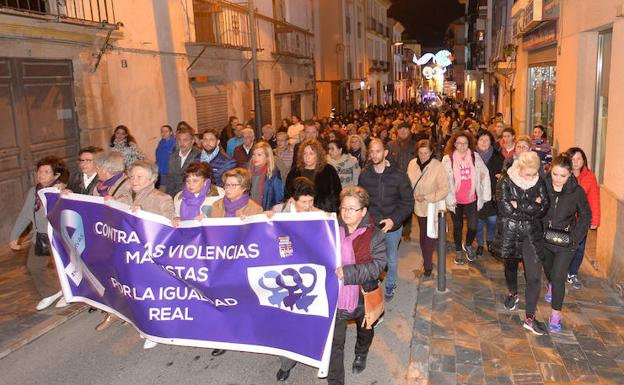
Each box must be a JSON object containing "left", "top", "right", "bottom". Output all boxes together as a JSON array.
[{"left": 523, "top": 0, "right": 544, "bottom": 30}]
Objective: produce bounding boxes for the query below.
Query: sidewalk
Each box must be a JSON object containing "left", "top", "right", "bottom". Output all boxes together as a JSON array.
[
  {"left": 0, "top": 247, "right": 85, "bottom": 359},
  {"left": 407, "top": 248, "right": 624, "bottom": 385}
]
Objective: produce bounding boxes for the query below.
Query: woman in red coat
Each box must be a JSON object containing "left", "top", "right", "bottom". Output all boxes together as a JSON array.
[{"left": 565, "top": 147, "right": 600, "bottom": 289}]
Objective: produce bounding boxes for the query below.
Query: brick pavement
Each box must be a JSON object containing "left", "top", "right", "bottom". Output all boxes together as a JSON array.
[{"left": 408, "top": 244, "right": 624, "bottom": 385}]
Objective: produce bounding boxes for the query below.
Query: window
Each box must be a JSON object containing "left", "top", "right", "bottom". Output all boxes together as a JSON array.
[
  {"left": 527, "top": 65, "right": 556, "bottom": 143},
  {"left": 346, "top": 16, "right": 351, "bottom": 35},
  {"left": 593, "top": 29, "right": 612, "bottom": 183},
  {"left": 357, "top": 22, "right": 362, "bottom": 38}
]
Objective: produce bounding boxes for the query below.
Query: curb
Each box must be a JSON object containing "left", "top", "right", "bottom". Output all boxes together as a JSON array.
[
  {"left": 406, "top": 275, "right": 426, "bottom": 385},
  {"left": 0, "top": 304, "right": 87, "bottom": 360}
]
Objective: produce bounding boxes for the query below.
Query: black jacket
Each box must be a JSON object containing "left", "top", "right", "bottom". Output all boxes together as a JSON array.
[
  {"left": 358, "top": 162, "right": 414, "bottom": 232},
  {"left": 166, "top": 148, "right": 201, "bottom": 197},
  {"left": 493, "top": 166, "right": 549, "bottom": 258},
  {"left": 67, "top": 172, "right": 98, "bottom": 195},
  {"left": 284, "top": 164, "right": 342, "bottom": 213},
  {"left": 337, "top": 215, "right": 387, "bottom": 320},
  {"left": 387, "top": 137, "right": 417, "bottom": 172},
  {"left": 478, "top": 149, "right": 505, "bottom": 218},
  {"left": 542, "top": 174, "right": 592, "bottom": 250}
]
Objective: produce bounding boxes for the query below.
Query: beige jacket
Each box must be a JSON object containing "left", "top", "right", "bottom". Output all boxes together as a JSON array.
[
  {"left": 124, "top": 185, "right": 175, "bottom": 219},
  {"left": 211, "top": 197, "right": 263, "bottom": 218},
  {"left": 406, "top": 158, "right": 450, "bottom": 217},
  {"left": 92, "top": 174, "right": 132, "bottom": 199}
]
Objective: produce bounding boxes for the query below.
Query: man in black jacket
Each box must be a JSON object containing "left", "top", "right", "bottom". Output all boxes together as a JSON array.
[
  {"left": 358, "top": 138, "right": 414, "bottom": 301},
  {"left": 166, "top": 125, "right": 201, "bottom": 197},
  {"left": 67, "top": 146, "right": 103, "bottom": 195}
]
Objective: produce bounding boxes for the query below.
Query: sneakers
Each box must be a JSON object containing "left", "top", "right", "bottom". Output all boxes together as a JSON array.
[
  {"left": 384, "top": 286, "right": 396, "bottom": 301},
  {"left": 35, "top": 291, "right": 62, "bottom": 311},
  {"left": 454, "top": 251, "right": 466, "bottom": 265},
  {"left": 504, "top": 292, "right": 519, "bottom": 311},
  {"left": 548, "top": 314, "right": 562, "bottom": 333},
  {"left": 55, "top": 297, "right": 69, "bottom": 308},
  {"left": 544, "top": 283, "right": 552, "bottom": 303},
  {"left": 567, "top": 274, "right": 582, "bottom": 289},
  {"left": 143, "top": 339, "right": 158, "bottom": 349},
  {"left": 476, "top": 245, "right": 484, "bottom": 258},
  {"left": 523, "top": 316, "right": 547, "bottom": 336},
  {"left": 464, "top": 244, "right": 477, "bottom": 262}
]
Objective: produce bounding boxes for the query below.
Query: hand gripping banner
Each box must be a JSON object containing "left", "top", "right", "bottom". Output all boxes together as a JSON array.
[{"left": 40, "top": 189, "right": 340, "bottom": 376}]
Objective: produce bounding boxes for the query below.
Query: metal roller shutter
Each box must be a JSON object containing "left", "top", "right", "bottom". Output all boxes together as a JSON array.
[{"left": 194, "top": 86, "right": 228, "bottom": 133}]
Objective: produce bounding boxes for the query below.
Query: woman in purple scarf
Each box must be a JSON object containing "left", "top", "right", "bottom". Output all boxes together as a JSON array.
[
  {"left": 328, "top": 186, "right": 387, "bottom": 385},
  {"left": 210, "top": 168, "right": 263, "bottom": 219},
  {"left": 172, "top": 161, "right": 224, "bottom": 225}
]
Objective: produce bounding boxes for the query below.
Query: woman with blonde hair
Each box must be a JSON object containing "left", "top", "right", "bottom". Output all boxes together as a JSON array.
[
  {"left": 284, "top": 139, "right": 342, "bottom": 212},
  {"left": 249, "top": 141, "right": 284, "bottom": 210},
  {"left": 493, "top": 150, "right": 549, "bottom": 335}
]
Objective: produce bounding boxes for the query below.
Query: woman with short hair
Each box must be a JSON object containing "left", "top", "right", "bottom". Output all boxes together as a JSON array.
[
  {"left": 9, "top": 156, "right": 68, "bottom": 311},
  {"left": 211, "top": 168, "right": 263, "bottom": 218},
  {"left": 328, "top": 186, "right": 387, "bottom": 385},
  {"left": 173, "top": 161, "right": 224, "bottom": 222},
  {"left": 494, "top": 151, "right": 549, "bottom": 335},
  {"left": 124, "top": 161, "right": 174, "bottom": 219},
  {"left": 347, "top": 134, "right": 367, "bottom": 168},
  {"left": 327, "top": 139, "right": 361, "bottom": 188}
]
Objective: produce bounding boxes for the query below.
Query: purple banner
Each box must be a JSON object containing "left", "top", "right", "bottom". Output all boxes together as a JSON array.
[{"left": 40, "top": 189, "right": 340, "bottom": 375}]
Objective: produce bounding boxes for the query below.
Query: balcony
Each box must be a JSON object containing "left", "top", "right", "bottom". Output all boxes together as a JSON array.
[
  {"left": 0, "top": 0, "right": 117, "bottom": 24},
  {"left": 274, "top": 25, "right": 313, "bottom": 59},
  {"left": 193, "top": 0, "right": 255, "bottom": 50}
]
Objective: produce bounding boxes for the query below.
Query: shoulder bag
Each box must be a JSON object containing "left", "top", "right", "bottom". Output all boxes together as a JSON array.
[{"left": 361, "top": 286, "right": 384, "bottom": 329}]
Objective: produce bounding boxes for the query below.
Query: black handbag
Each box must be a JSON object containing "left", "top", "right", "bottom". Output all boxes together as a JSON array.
[
  {"left": 544, "top": 221, "right": 571, "bottom": 248},
  {"left": 34, "top": 233, "right": 50, "bottom": 256}
]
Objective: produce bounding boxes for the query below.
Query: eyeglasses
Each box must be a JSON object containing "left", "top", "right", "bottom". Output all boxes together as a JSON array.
[
  {"left": 224, "top": 183, "right": 242, "bottom": 189},
  {"left": 340, "top": 206, "right": 364, "bottom": 214}
]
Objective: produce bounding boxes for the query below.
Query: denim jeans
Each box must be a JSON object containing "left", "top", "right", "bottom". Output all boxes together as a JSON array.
[
  {"left": 384, "top": 227, "right": 402, "bottom": 290},
  {"left": 476, "top": 215, "right": 497, "bottom": 246},
  {"left": 568, "top": 235, "right": 587, "bottom": 276}
]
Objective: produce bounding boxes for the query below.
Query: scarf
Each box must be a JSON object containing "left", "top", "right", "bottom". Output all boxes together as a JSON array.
[
  {"left": 507, "top": 162, "right": 539, "bottom": 190},
  {"left": 180, "top": 180, "right": 211, "bottom": 220},
  {"left": 200, "top": 146, "right": 220, "bottom": 164},
  {"left": 337, "top": 226, "right": 367, "bottom": 312},
  {"left": 452, "top": 150, "right": 476, "bottom": 197},
  {"left": 96, "top": 172, "right": 125, "bottom": 197},
  {"left": 477, "top": 146, "right": 494, "bottom": 164},
  {"left": 223, "top": 194, "right": 250, "bottom": 217},
  {"left": 417, "top": 157, "right": 432, "bottom": 171},
  {"left": 34, "top": 178, "right": 60, "bottom": 211},
  {"left": 251, "top": 165, "right": 268, "bottom": 206}
]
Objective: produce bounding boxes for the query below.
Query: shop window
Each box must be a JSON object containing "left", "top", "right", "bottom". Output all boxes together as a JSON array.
[
  {"left": 593, "top": 29, "right": 612, "bottom": 183},
  {"left": 527, "top": 65, "right": 556, "bottom": 143}
]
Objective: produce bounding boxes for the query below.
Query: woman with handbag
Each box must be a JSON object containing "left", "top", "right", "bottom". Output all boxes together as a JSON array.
[
  {"left": 330, "top": 186, "right": 387, "bottom": 385},
  {"left": 9, "top": 156, "right": 69, "bottom": 310},
  {"left": 493, "top": 151, "right": 549, "bottom": 335},
  {"left": 406, "top": 139, "right": 449, "bottom": 277},
  {"left": 542, "top": 154, "right": 591, "bottom": 333}
]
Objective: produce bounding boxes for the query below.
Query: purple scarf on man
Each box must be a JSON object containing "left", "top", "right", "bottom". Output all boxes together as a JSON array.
[
  {"left": 180, "top": 180, "right": 211, "bottom": 220},
  {"left": 96, "top": 172, "right": 124, "bottom": 197},
  {"left": 337, "top": 226, "right": 367, "bottom": 312},
  {"left": 223, "top": 194, "right": 250, "bottom": 217}
]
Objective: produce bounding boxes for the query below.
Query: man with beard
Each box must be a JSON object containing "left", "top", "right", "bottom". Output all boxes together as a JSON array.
[
  {"left": 200, "top": 128, "right": 237, "bottom": 187},
  {"left": 358, "top": 139, "right": 413, "bottom": 301}
]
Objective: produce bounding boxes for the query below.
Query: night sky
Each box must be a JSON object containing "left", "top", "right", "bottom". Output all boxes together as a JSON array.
[{"left": 388, "top": 0, "right": 464, "bottom": 47}]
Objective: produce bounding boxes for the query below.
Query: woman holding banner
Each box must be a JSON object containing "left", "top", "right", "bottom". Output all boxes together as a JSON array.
[
  {"left": 329, "top": 186, "right": 387, "bottom": 385},
  {"left": 172, "top": 161, "right": 224, "bottom": 223},
  {"left": 9, "top": 156, "right": 68, "bottom": 311}
]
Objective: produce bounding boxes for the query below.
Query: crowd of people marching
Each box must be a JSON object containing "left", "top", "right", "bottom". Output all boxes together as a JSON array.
[{"left": 9, "top": 99, "right": 600, "bottom": 385}]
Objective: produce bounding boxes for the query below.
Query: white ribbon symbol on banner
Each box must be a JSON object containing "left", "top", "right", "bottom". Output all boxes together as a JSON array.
[{"left": 60, "top": 209, "right": 106, "bottom": 296}]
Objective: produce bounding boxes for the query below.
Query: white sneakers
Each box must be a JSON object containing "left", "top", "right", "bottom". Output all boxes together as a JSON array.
[
  {"left": 55, "top": 297, "right": 69, "bottom": 308},
  {"left": 35, "top": 291, "right": 62, "bottom": 311},
  {"left": 143, "top": 339, "right": 158, "bottom": 349}
]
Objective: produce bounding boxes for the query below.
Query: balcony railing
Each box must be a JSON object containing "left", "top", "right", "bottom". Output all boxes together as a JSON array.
[
  {"left": 274, "top": 25, "right": 313, "bottom": 58},
  {"left": 0, "top": 0, "right": 116, "bottom": 24},
  {"left": 193, "top": 0, "right": 256, "bottom": 49}
]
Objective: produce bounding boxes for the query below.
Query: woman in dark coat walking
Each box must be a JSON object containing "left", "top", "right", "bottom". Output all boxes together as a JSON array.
[
  {"left": 493, "top": 151, "right": 549, "bottom": 335},
  {"left": 542, "top": 154, "right": 591, "bottom": 333}
]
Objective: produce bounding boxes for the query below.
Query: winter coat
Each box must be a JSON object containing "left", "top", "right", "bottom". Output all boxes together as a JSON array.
[
  {"left": 205, "top": 150, "right": 237, "bottom": 188},
  {"left": 441, "top": 151, "right": 492, "bottom": 213},
  {"left": 155, "top": 137, "right": 176, "bottom": 178},
  {"left": 173, "top": 184, "right": 225, "bottom": 218},
  {"left": 10, "top": 186, "right": 48, "bottom": 239},
  {"left": 253, "top": 169, "right": 284, "bottom": 210},
  {"left": 576, "top": 166, "right": 600, "bottom": 227},
  {"left": 67, "top": 172, "right": 98, "bottom": 195},
  {"left": 166, "top": 148, "right": 201, "bottom": 197},
  {"left": 233, "top": 144, "right": 253, "bottom": 168},
  {"left": 123, "top": 185, "right": 175, "bottom": 220},
  {"left": 284, "top": 164, "right": 342, "bottom": 213},
  {"left": 492, "top": 163, "right": 549, "bottom": 259},
  {"left": 358, "top": 161, "right": 414, "bottom": 232},
  {"left": 542, "top": 173, "right": 592, "bottom": 251},
  {"left": 327, "top": 153, "right": 361, "bottom": 187},
  {"left": 406, "top": 158, "right": 449, "bottom": 217},
  {"left": 337, "top": 214, "right": 387, "bottom": 321},
  {"left": 478, "top": 149, "right": 505, "bottom": 218},
  {"left": 387, "top": 137, "right": 417, "bottom": 172}
]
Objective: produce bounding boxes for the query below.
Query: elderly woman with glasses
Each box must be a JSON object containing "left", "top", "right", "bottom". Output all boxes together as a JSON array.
[
  {"left": 211, "top": 168, "right": 264, "bottom": 219},
  {"left": 328, "top": 186, "right": 387, "bottom": 385}
]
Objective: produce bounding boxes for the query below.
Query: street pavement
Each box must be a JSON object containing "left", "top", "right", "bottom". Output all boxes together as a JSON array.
[{"left": 4, "top": 226, "right": 624, "bottom": 385}]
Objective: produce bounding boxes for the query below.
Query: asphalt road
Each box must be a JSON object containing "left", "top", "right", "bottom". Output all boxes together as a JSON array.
[{"left": 0, "top": 240, "right": 423, "bottom": 385}]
